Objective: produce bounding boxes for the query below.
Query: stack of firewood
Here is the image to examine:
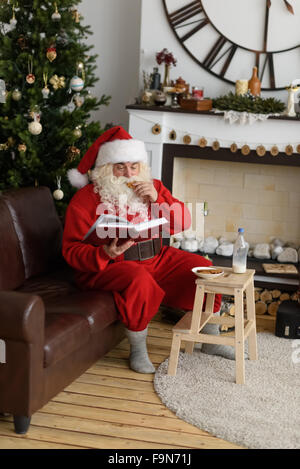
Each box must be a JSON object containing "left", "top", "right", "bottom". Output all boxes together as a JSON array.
[
  {"left": 254, "top": 288, "right": 298, "bottom": 316},
  {"left": 219, "top": 289, "right": 298, "bottom": 332}
]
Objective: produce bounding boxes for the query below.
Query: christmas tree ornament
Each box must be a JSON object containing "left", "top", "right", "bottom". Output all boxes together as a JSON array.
[
  {"left": 17, "top": 35, "right": 28, "bottom": 50},
  {"left": 77, "top": 62, "right": 86, "bottom": 81},
  {"left": 50, "top": 74, "right": 66, "bottom": 90},
  {"left": 212, "top": 140, "right": 220, "bottom": 151},
  {"left": 12, "top": 88, "right": 22, "bottom": 101},
  {"left": 230, "top": 143, "right": 238, "bottom": 153},
  {"left": 198, "top": 137, "right": 207, "bottom": 147},
  {"left": 18, "top": 143, "right": 27, "bottom": 153},
  {"left": 28, "top": 111, "right": 42, "bottom": 135},
  {"left": 46, "top": 46, "right": 57, "bottom": 62},
  {"left": 256, "top": 145, "right": 266, "bottom": 157},
  {"left": 28, "top": 120, "right": 42, "bottom": 135},
  {"left": 42, "top": 72, "right": 50, "bottom": 99},
  {"left": 270, "top": 145, "right": 279, "bottom": 156},
  {"left": 73, "top": 126, "right": 82, "bottom": 139},
  {"left": 0, "top": 79, "right": 6, "bottom": 103},
  {"left": 66, "top": 145, "right": 80, "bottom": 162},
  {"left": 296, "top": 144, "right": 300, "bottom": 154},
  {"left": 241, "top": 144, "right": 251, "bottom": 155},
  {"left": 285, "top": 144, "right": 293, "bottom": 155},
  {"left": 73, "top": 93, "right": 84, "bottom": 108},
  {"left": 183, "top": 135, "right": 191, "bottom": 144},
  {"left": 53, "top": 176, "right": 64, "bottom": 200},
  {"left": 71, "top": 9, "right": 81, "bottom": 23},
  {"left": 51, "top": 3, "right": 61, "bottom": 22},
  {"left": 70, "top": 75, "right": 84, "bottom": 92},
  {"left": 26, "top": 57, "right": 35, "bottom": 84},
  {"left": 9, "top": 5, "right": 17, "bottom": 27}
]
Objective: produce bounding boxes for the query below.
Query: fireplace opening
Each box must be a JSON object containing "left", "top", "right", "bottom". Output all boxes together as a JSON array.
[{"left": 161, "top": 144, "right": 300, "bottom": 292}]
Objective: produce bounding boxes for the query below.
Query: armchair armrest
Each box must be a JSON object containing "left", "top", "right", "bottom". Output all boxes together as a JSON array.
[{"left": 0, "top": 291, "right": 45, "bottom": 343}]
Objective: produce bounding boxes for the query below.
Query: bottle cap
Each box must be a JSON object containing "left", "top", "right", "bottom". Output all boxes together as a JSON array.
[{"left": 238, "top": 228, "right": 244, "bottom": 233}]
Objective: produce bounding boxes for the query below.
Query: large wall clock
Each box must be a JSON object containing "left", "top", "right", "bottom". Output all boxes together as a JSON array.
[{"left": 162, "top": 0, "right": 300, "bottom": 90}]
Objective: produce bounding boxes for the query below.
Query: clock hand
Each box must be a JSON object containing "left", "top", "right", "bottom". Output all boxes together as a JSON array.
[
  {"left": 283, "top": 1, "right": 294, "bottom": 15},
  {"left": 263, "top": 0, "right": 270, "bottom": 53}
]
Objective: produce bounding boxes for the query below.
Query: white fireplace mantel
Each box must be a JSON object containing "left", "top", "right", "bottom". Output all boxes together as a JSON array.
[{"left": 127, "top": 106, "right": 300, "bottom": 180}]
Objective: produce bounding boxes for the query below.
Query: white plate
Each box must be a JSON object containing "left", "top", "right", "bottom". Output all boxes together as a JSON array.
[{"left": 191, "top": 266, "right": 224, "bottom": 279}]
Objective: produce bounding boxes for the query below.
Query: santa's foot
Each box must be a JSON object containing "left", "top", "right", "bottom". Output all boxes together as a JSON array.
[
  {"left": 201, "top": 343, "right": 236, "bottom": 360},
  {"left": 125, "top": 327, "right": 155, "bottom": 374}
]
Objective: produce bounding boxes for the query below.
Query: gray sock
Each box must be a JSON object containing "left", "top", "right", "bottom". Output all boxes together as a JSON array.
[
  {"left": 125, "top": 327, "right": 155, "bottom": 374},
  {"left": 200, "top": 322, "right": 236, "bottom": 360}
]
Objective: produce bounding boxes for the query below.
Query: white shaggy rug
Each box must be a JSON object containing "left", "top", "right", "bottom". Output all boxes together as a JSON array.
[{"left": 154, "top": 333, "right": 300, "bottom": 449}]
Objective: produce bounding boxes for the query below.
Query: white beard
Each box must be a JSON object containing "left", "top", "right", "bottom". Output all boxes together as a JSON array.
[{"left": 92, "top": 165, "right": 151, "bottom": 222}]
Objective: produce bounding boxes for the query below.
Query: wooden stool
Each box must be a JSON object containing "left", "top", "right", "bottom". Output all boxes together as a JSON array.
[{"left": 168, "top": 267, "right": 258, "bottom": 384}]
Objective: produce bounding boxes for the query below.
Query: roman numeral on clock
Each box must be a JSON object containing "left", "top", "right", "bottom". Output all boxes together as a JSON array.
[
  {"left": 259, "top": 53, "right": 275, "bottom": 89},
  {"left": 167, "top": 0, "right": 209, "bottom": 42},
  {"left": 203, "top": 36, "right": 238, "bottom": 77}
]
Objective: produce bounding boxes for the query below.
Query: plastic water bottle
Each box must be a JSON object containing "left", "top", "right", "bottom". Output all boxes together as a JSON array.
[{"left": 232, "top": 228, "right": 248, "bottom": 274}]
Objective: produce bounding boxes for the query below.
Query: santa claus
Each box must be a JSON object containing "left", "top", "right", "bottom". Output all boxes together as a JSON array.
[{"left": 63, "top": 126, "right": 234, "bottom": 374}]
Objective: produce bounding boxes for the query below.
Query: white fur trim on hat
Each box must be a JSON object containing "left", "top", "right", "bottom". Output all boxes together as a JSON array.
[
  {"left": 95, "top": 139, "right": 148, "bottom": 167},
  {"left": 67, "top": 168, "right": 89, "bottom": 189}
]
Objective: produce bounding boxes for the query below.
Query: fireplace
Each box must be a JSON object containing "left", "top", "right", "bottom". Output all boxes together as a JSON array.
[{"left": 127, "top": 105, "right": 300, "bottom": 292}]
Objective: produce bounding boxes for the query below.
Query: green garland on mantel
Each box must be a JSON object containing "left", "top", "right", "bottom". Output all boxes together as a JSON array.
[{"left": 212, "top": 92, "right": 285, "bottom": 114}]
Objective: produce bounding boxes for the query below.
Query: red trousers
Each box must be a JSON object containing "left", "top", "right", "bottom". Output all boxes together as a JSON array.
[{"left": 77, "top": 246, "right": 222, "bottom": 331}]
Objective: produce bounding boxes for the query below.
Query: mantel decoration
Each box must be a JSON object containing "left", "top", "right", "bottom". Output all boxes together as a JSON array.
[
  {"left": 213, "top": 92, "right": 286, "bottom": 125},
  {"left": 155, "top": 48, "right": 177, "bottom": 88},
  {"left": 127, "top": 111, "right": 300, "bottom": 155}
]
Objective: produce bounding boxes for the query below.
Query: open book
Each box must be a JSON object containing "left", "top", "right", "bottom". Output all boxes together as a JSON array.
[{"left": 82, "top": 214, "right": 168, "bottom": 246}]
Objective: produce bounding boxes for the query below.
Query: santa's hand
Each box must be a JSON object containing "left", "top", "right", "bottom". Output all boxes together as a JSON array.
[
  {"left": 132, "top": 181, "right": 158, "bottom": 203},
  {"left": 103, "top": 238, "right": 135, "bottom": 259}
]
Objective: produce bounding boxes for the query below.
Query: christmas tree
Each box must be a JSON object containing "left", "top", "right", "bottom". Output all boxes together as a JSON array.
[{"left": 0, "top": 0, "right": 111, "bottom": 214}]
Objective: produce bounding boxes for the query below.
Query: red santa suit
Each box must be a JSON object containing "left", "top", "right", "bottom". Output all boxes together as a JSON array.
[{"left": 62, "top": 179, "right": 222, "bottom": 331}]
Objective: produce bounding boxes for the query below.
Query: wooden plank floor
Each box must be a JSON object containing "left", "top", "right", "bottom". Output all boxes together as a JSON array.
[{"left": 0, "top": 313, "right": 244, "bottom": 449}]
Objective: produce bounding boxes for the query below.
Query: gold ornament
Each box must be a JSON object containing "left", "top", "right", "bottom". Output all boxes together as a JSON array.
[
  {"left": 212, "top": 140, "right": 220, "bottom": 151},
  {"left": 230, "top": 143, "right": 238, "bottom": 153},
  {"left": 285, "top": 145, "right": 293, "bottom": 155},
  {"left": 296, "top": 144, "right": 300, "bottom": 154},
  {"left": 12, "top": 88, "right": 22, "bottom": 101},
  {"left": 66, "top": 146, "right": 80, "bottom": 162},
  {"left": 152, "top": 124, "right": 161, "bottom": 135},
  {"left": 46, "top": 47, "right": 57, "bottom": 62},
  {"left": 18, "top": 143, "right": 27, "bottom": 153},
  {"left": 73, "top": 126, "right": 82, "bottom": 139},
  {"left": 183, "top": 135, "right": 191, "bottom": 144},
  {"left": 71, "top": 9, "right": 81, "bottom": 23},
  {"left": 241, "top": 144, "right": 251, "bottom": 156},
  {"left": 169, "top": 130, "right": 177, "bottom": 141},
  {"left": 256, "top": 145, "right": 266, "bottom": 157},
  {"left": 28, "top": 120, "right": 42, "bottom": 135},
  {"left": 198, "top": 137, "right": 207, "bottom": 148},
  {"left": 50, "top": 74, "right": 66, "bottom": 90},
  {"left": 270, "top": 145, "right": 279, "bottom": 156}
]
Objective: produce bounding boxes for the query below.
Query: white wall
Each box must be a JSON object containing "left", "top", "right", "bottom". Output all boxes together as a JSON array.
[
  {"left": 139, "top": 0, "right": 290, "bottom": 103},
  {"left": 80, "top": 0, "right": 142, "bottom": 130}
]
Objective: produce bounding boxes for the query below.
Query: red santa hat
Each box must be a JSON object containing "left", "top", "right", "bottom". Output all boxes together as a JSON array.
[{"left": 67, "top": 126, "right": 148, "bottom": 189}]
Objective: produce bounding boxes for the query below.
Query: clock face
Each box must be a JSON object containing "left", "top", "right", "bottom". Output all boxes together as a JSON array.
[{"left": 162, "top": 0, "right": 300, "bottom": 90}]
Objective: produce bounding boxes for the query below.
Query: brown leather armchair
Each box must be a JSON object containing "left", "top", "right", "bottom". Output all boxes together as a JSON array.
[{"left": 0, "top": 186, "right": 124, "bottom": 434}]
